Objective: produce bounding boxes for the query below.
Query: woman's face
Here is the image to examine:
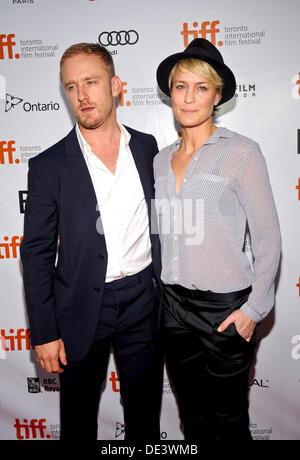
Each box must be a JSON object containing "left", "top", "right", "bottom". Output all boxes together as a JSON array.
[{"left": 170, "top": 66, "right": 221, "bottom": 129}]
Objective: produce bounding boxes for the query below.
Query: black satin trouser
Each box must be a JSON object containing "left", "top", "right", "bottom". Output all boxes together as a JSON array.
[{"left": 163, "top": 283, "right": 256, "bottom": 441}]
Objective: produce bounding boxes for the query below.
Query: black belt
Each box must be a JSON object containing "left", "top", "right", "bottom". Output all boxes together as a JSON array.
[{"left": 163, "top": 283, "right": 252, "bottom": 303}]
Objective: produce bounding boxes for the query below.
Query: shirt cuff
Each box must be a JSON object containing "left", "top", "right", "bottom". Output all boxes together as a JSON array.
[{"left": 240, "top": 301, "right": 263, "bottom": 324}]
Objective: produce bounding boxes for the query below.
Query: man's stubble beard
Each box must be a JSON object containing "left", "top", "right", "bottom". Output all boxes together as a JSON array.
[{"left": 76, "top": 103, "right": 115, "bottom": 131}]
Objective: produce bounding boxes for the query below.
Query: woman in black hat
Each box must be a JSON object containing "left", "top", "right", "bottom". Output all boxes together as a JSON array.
[{"left": 154, "top": 38, "right": 281, "bottom": 441}]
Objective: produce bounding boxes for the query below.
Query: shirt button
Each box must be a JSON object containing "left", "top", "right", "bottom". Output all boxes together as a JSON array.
[
  {"left": 174, "top": 236, "right": 178, "bottom": 240},
  {"left": 183, "top": 179, "right": 187, "bottom": 183}
]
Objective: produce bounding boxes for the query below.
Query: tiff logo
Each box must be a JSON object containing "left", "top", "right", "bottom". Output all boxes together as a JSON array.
[
  {"left": 0, "top": 236, "right": 23, "bottom": 259},
  {"left": 0, "top": 34, "right": 20, "bottom": 60},
  {"left": 109, "top": 371, "right": 120, "bottom": 392},
  {"left": 181, "top": 21, "right": 222, "bottom": 47},
  {"left": 297, "top": 277, "right": 300, "bottom": 296},
  {"left": 14, "top": 418, "right": 50, "bottom": 439},
  {"left": 0, "top": 141, "right": 19, "bottom": 164},
  {"left": 0, "top": 328, "right": 30, "bottom": 351},
  {"left": 296, "top": 179, "right": 300, "bottom": 201},
  {"left": 119, "top": 81, "right": 131, "bottom": 107},
  {"left": 0, "top": 335, "right": 6, "bottom": 359},
  {"left": 292, "top": 72, "right": 300, "bottom": 99}
]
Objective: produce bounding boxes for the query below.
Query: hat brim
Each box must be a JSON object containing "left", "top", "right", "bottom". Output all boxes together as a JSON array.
[{"left": 156, "top": 51, "right": 236, "bottom": 106}]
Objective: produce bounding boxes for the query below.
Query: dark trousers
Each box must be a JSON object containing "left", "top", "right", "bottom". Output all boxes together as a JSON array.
[
  {"left": 59, "top": 265, "right": 163, "bottom": 440},
  {"left": 163, "top": 283, "right": 256, "bottom": 441}
]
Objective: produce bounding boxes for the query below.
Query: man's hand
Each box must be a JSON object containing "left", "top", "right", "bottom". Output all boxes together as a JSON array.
[
  {"left": 217, "top": 309, "right": 256, "bottom": 342},
  {"left": 35, "top": 338, "right": 67, "bottom": 373}
]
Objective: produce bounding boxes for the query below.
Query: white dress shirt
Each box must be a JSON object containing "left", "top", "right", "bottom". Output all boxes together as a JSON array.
[{"left": 76, "top": 122, "right": 152, "bottom": 282}]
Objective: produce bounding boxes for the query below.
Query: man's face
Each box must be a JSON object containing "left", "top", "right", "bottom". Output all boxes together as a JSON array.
[{"left": 61, "top": 53, "right": 121, "bottom": 130}]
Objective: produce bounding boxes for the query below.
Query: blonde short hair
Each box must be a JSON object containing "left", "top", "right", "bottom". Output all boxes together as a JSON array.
[{"left": 168, "top": 58, "right": 223, "bottom": 95}]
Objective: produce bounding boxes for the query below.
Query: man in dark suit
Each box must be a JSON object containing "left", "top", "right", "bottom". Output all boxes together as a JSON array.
[{"left": 20, "top": 43, "right": 162, "bottom": 441}]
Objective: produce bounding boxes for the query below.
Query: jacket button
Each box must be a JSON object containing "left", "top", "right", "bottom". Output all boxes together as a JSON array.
[
  {"left": 98, "top": 254, "right": 104, "bottom": 259},
  {"left": 93, "top": 287, "right": 101, "bottom": 294}
]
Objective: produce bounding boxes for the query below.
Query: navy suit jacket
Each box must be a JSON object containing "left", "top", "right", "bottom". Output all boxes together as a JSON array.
[{"left": 20, "top": 126, "right": 162, "bottom": 361}]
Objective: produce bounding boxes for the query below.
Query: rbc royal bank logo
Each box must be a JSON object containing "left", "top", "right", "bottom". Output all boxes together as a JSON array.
[
  {"left": 27, "top": 377, "right": 60, "bottom": 393},
  {"left": 181, "top": 21, "right": 222, "bottom": 47},
  {"left": 27, "top": 378, "right": 41, "bottom": 393}
]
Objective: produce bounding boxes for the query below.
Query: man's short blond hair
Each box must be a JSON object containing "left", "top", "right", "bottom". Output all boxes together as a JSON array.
[{"left": 60, "top": 42, "right": 115, "bottom": 78}]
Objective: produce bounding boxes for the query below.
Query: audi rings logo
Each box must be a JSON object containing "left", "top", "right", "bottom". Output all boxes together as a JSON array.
[{"left": 98, "top": 30, "right": 139, "bottom": 47}]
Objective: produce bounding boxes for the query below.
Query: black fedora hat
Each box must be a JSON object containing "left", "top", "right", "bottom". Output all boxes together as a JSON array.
[{"left": 156, "top": 38, "right": 236, "bottom": 106}]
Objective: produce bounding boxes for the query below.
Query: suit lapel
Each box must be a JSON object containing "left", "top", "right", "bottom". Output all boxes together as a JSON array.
[
  {"left": 64, "top": 128, "right": 106, "bottom": 248},
  {"left": 128, "top": 129, "right": 160, "bottom": 275},
  {"left": 128, "top": 132, "right": 153, "bottom": 209}
]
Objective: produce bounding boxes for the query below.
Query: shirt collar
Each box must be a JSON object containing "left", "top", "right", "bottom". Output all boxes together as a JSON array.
[
  {"left": 118, "top": 122, "right": 131, "bottom": 146},
  {"left": 172, "top": 126, "right": 234, "bottom": 151},
  {"left": 206, "top": 127, "right": 235, "bottom": 144},
  {"left": 75, "top": 122, "right": 131, "bottom": 161}
]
